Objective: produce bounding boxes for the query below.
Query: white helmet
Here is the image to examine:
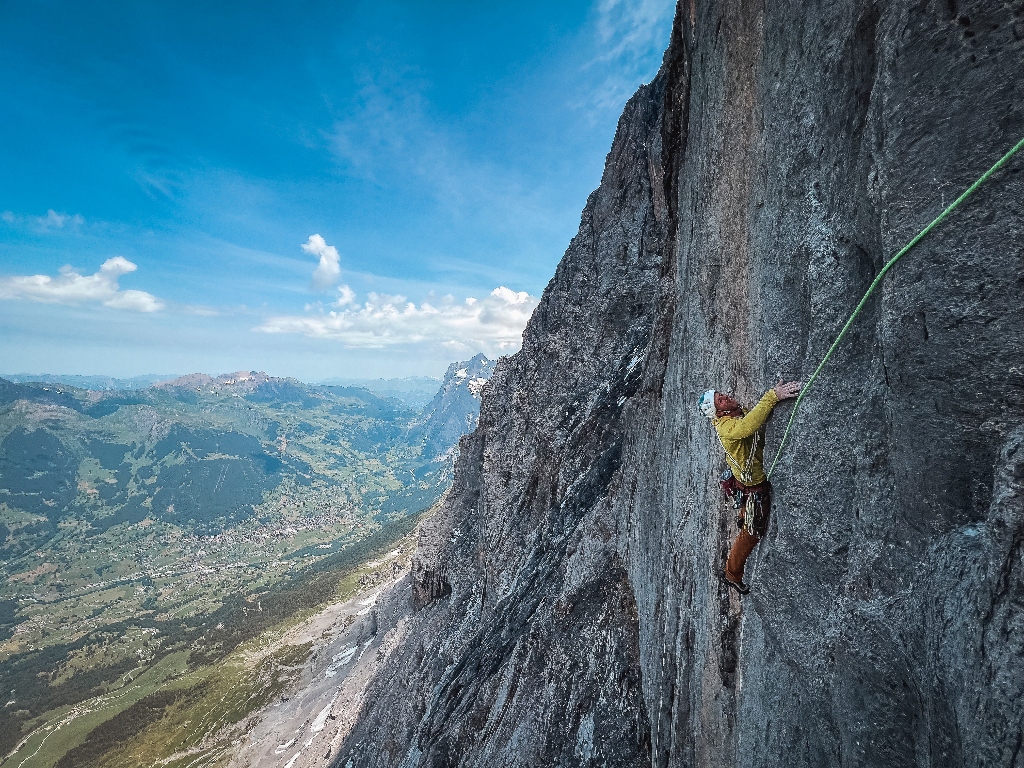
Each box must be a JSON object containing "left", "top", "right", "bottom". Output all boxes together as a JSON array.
[{"left": 697, "top": 390, "right": 716, "bottom": 418}]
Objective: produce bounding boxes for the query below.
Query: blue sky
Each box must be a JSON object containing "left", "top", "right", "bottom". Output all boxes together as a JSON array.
[{"left": 0, "top": 0, "right": 674, "bottom": 380}]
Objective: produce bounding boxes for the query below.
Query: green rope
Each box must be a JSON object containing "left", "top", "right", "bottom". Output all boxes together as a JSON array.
[{"left": 766, "top": 134, "right": 1024, "bottom": 479}]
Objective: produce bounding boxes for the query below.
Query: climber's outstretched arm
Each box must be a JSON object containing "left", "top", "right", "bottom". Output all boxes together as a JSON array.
[
  {"left": 716, "top": 381, "right": 801, "bottom": 440},
  {"left": 716, "top": 391, "right": 778, "bottom": 439}
]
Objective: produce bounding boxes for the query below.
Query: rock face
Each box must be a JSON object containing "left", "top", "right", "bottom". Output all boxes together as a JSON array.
[{"left": 332, "top": 1, "right": 1024, "bottom": 766}]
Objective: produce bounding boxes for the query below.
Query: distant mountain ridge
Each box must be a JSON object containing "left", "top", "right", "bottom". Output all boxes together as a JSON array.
[
  {"left": 317, "top": 376, "right": 442, "bottom": 409},
  {"left": 0, "top": 373, "right": 181, "bottom": 390},
  {"left": 153, "top": 370, "right": 275, "bottom": 390},
  {"left": 1, "top": 371, "right": 447, "bottom": 409}
]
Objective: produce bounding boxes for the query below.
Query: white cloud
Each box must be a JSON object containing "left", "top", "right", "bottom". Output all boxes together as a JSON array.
[
  {"left": 0, "top": 209, "right": 88, "bottom": 232},
  {"left": 0, "top": 256, "right": 164, "bottom": 312},
  {"left": 334, "top": 284, "right": 356, "bottom": 307},
  {"left": 256, "top": 286, "right": 538, "bottom": 356},
  {"left": 103, "top": 289, "right": 164, "bottom": 312},
  {"left": 302, "top": 234, "right": 342, "bottom": 292}
]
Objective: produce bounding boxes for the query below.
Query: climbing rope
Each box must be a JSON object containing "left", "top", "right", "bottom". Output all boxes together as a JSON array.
[{"left": 766, "top": 134, "right": 1024, "bottom": 479}]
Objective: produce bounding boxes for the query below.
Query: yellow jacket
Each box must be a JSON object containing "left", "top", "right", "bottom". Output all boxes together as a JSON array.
[{"left": 712, "top": 390, "right": 779, "bottom": 486}]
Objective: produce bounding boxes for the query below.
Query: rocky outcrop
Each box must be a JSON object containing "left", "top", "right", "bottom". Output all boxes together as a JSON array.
[{"left": 332, "top": 1, "right": 1024, "bottom": 766}]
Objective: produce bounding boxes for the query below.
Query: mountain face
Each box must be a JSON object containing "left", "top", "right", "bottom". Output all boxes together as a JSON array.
[
  {"left": 409, "top": 354, "right": 496, "bottom": 463},
  {"left": 332, "top": 2, "right": 1024, "bottom": 766}
]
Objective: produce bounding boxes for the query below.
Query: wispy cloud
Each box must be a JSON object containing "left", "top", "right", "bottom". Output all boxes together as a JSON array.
[
  {"left": 37, "top": 209, "right": 85, "bottom": 230},
  {"left": 596, "top": 0, "right": 673, "bottom": 60},
  {"left": 256, "top": 285, "right": 537, "bottom": 356},
  {"left": 1, "top": 209, "right": 87, "bottom": 232},
  {"left": 0, "top": 256, "right": 164, "bottom": 312},
  {"left": 327, "top": 67, "right": 562, "bottom": 251},
  {"left": 182, "top": 305, "right": 221, "bottom": 316},
  {"left": 582, "top": 0, "right": 675, "bottom": 114},
  {"left": 302, "top": 234, "right": 342, "bottom": 292},
  {"left": 330, "top": 67, "right": 436, "bottom": 182},
  {"left": 329, "top": 68, "right": 483, "bottom": 213},
  {"left": 324, "top": 5, "right": 673, "bottom": 271}
]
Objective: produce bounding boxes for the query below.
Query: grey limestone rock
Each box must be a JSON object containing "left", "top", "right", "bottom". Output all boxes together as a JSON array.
[{"left": 333, "top": 1, "right": 1024, "bottom": 766}]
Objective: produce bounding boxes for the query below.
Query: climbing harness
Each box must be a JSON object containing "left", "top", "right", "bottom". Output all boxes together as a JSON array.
[
  {"left": 720, "top": 469, "right": 744, "bottom": 508},
  {"left": 719, "top": 469, "right": 769, "bottom": 536},
  {"left": 766, "top": 134, "right": 1024, "bottom": 479}
]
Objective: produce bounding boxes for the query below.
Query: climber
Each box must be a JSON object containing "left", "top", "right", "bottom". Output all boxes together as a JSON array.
[{"left": 698, "top": 381, "right": 801, "bottom": 595}]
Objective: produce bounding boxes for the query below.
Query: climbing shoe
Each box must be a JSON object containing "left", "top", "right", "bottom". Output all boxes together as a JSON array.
[{"left": 721, "top": 574, "right": 750, "bottom": 595}]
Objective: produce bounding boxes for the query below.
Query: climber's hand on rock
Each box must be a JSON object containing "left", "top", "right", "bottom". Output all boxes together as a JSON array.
[{"left": 773, "top": 380, "right": 801, "bottom": 400}]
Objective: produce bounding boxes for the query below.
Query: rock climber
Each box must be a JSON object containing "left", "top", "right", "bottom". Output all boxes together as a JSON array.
[{"left": 697, "top": 381, "right": 801, "bottom": 595}]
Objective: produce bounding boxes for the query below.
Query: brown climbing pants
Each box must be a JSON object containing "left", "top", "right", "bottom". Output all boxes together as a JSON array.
[{"left": 725, "top": 482, "right": 771, "bottom": 584}]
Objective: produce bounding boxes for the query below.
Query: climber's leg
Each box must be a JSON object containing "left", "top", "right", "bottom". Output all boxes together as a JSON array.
[
  {"left": 724, "top": 483, "right": 771, "bottom": 587},
  {"left": 725, "top": 529, "right": 760, "bottom": 585}
]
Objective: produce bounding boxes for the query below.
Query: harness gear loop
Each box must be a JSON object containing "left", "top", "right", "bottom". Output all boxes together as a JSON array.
[{"left": 766, "top": 134, "right": 1024, "bottom": 479}]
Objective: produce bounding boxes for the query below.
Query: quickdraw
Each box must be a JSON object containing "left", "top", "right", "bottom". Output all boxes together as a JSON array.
[{"left": 744, "top": 492, "right": 758, "bottom": 536}]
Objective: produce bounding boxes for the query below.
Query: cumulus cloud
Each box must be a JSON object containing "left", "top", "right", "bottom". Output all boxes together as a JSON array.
[
  {"left": 302, "top": 234, "right": 342, "bottom": 292},
  {"left": 0, "top": 256, "right": 164, "bottom": 312},
  {"left": 256, "top": 286, "right": 538, "bottom": 356},
  {"left": 334, "top": 284, "right": 356, "bottom": 307}
]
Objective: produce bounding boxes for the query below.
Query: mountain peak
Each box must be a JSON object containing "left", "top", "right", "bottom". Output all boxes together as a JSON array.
[
  {"left": 441, "top": 354, "right": 494, "bottom": 401},
  {"left": 155, "top": 371, "right": 277, "bottom": 392},
  {"left": 411, "top": 355, "right": 495, "bottom": 461}
]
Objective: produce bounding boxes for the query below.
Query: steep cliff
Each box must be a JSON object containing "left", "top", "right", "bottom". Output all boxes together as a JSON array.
[{"left": 332, "top": 1, "right": 1024, "bottom": 766}]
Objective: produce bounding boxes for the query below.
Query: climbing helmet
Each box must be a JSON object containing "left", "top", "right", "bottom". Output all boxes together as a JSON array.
[{"left": 698, "top": 389, "right": 716, "bottom": 418}]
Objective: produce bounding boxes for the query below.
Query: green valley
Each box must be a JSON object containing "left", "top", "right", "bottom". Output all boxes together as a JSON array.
[{"left": 0, "top": 365, "right": 485, "bottom": 767}]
